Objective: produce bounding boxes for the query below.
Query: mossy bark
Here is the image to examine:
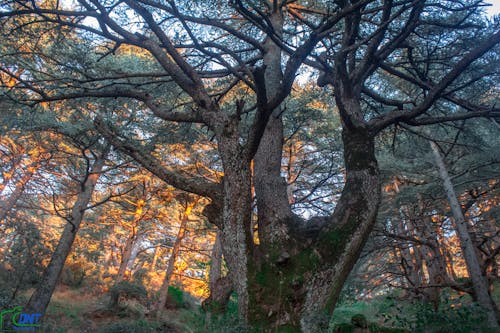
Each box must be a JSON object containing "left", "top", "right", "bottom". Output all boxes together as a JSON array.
[{"left": 245, "top": 127, "right": 380, "bottom": 332}]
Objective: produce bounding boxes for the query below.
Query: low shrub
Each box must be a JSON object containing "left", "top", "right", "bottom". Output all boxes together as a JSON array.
[{"left": 108, "top": 281, "right": 148, "bottom": 309}]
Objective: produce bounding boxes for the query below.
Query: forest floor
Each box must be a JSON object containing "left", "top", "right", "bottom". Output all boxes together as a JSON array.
[{"left": 11, "top": 283, "right": 500, "bottom": 333}]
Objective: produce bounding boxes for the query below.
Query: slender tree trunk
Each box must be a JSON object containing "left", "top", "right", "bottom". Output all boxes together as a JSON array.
[
  {"left": 156, "top": 199, "right": 196, "bottom": 316},
  {"left": 209, "top": 230, "right": 223, "bottom": 292},
  {"left": 395, "top": 215, "right": 424, "bottom": 299},
  {"left": 417, "top": 194, "right": 452, "bottom": 310},
  {"left": 202, "top": 229, "right": 233, "bottom": 314},
  {"left": 25, "top": 148, "right": 108, "bottom": 315},
  {"left": 115, "top": 233, "right": 136, "bottom": 284},
  {"left": 149, "top": 246, "right": 160, "bottom": 273},
  {"left": 430, "top": 141, "right": 499, "bottom": 328},
  {"left": 0, "top": 167, "right": 35, "bottom": 221}
]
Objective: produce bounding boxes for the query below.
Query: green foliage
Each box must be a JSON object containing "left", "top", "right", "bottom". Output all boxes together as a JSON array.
[
  {"left": 98, "top": 319, "right": 169, "bottom": 333},
  {"left": 60, "top": 260, "right": 87, "bottom": 288},
  {"left": 330, "top": 292, "right": 497, "bottom": 333},
  {"left": 410, "top": 302, "right": 490, "bottom": 333},
  {"left": 108, "top": 281, "right": 148, "bottom": 309},
  {"left": 177, "top": 298, "right": 250, "bottom": 333},
  {"left": 166, "top": 286, "right": 184, "bottom": 308}
]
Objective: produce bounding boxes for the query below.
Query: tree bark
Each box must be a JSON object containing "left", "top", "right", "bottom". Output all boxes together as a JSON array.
[
  {"left": 209, "top": 230, "right": 223, "bottom": 293},
  {"left": 218, "top": 137, "right": 253, "bottom": 321},
  {"left": 300, "top": 128, "right": 380, "bottom": 332},
  {"left": 246, "top": 123, "right": 381, "bottom": 332},
  {"left": 25, "top": 147, "right": 108, "bottom": 315},
  {"left": 430, "top": 141, "right": 499, "bottom": 328}
]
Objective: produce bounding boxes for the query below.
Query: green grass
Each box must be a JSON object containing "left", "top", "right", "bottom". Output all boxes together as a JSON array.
[{"left": 6, "top": 284, "right": 500, "bottom": 332}]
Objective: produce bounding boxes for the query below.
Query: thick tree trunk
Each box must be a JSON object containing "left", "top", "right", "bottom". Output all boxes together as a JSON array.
[
  {"left": 209, "top": 122, "right": 253, "bottom": 322},
  {"left": 218, "top": 137, "right": 253, "bottom": 321},
  {"left": 25, "top": 149, "right": 107, "bottom": 315},
  {"left": 246, "top": 125, "right": 380, "bottom": 332},
  {"left": 430, "top": 141, "right": 499, "bottom": 328},
  {"left": 300, "top": 129, "right": 380, "bottom": 332},
  {"left": 156, "top": 200, "right": 195, "bottom": 315}
]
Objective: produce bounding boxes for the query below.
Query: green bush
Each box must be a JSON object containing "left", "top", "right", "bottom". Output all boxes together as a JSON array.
[
  {"left": 108, "top": 281, "right": 148, "bottom": 309},
  {"left": 60, "top": 260, "right": 87, "bottom": 287},
  {"left": 164, "top": 286, "right": 198, "bottom": 310},
  {"left": 411, "top": 302, "right": 490, "bottom": 333},
  {"left": 166, "top": 286, "right": 184, "bottom": 308}
]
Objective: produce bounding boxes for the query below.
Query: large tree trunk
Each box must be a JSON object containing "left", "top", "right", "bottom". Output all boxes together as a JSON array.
[
  {"left": 241, "top": 27, "right": 383, "bottom": 326},
  {"left": 25, "top": 148, "right": 108, "bottom": 315},
  {"left": 247, "top": 123, "right": 380, "bottom": 332},
  {"left": 430, "top": 141, "right": 499, "bottom": 328},
  {"left": 300, "top": 128, "right": 380, "bottom": 332},
  {"left": 156, "top": 199, "right": 196, "bottom": 316},
  {"left": 218, "top": 136, "right": 253, "bottom": 321}
]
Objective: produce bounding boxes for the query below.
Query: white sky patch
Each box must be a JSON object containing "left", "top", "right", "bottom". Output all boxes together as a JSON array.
[{"left": 485, "top": 0, "right": 500, "bottom": 16}]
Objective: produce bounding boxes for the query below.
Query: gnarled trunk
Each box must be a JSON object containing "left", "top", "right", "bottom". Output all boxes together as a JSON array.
[{"left": 246, "top": 125, "right": 380, "bottom": 332}]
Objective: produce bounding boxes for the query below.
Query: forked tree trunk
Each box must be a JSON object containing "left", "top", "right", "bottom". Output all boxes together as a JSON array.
[
  {"left": 156, "top": 199, "right": 196, "bottom": 316},
  {"left": 430, "top": 141, "right": 499, "bottom": 328},
  {"left": 246, "top": 125, "right": 380, "bottom": 332},
  {"left": 25, "top": 148, "right": 108, "bottom": 315}
]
